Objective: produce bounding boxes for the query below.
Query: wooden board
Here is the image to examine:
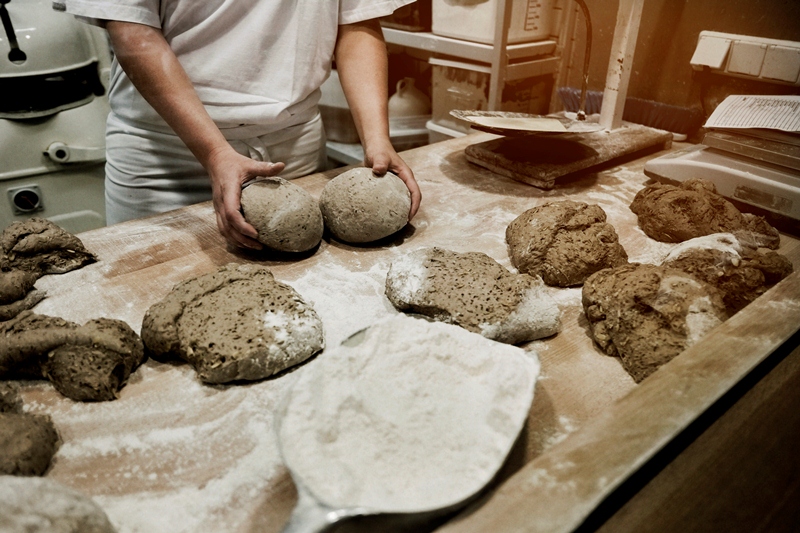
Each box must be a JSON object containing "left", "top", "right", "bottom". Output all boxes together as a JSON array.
[
  {"left": 464, "top": 124, "right": 673, "bottom": 189},
  {"left": 15, "top": 134, "right": 800, "bottom": 533}
]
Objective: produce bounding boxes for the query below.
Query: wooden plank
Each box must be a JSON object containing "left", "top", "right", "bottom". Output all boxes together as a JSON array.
[
  {"left": 595, "top": 343, "right": 800, "bottom": 533},
  {"left": 488, "top": 0, "right": 513, "bottom": 110},
  {"left": 463, "top": 124, "right": 672, "bottom": 188},
  {"left": 599, "top": 0, "right": 645, "bottom": 131}
]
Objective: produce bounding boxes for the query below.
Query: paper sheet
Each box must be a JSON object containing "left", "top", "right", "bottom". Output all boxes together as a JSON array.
[{"left": 705, "top": 94, "right": 800, "bottom": 132}]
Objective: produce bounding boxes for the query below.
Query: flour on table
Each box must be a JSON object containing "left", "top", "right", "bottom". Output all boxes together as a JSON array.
[{"left": 279, "top": 315, "right": 540, "bottom": 512}]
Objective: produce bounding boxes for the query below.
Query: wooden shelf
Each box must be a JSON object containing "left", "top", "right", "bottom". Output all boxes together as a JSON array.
[{"left": 383, "top": 28, "right": 558, "bottom": 64}]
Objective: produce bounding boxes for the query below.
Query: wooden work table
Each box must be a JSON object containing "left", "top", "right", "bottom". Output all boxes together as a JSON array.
[{"left": 21, "top": 133, "right": 800, "bottom": 533}]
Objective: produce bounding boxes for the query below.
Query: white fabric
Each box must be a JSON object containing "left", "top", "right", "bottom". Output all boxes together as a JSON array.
[
  {"left": 52, "top": 0, "right": 414, "bottom": 223},
  {"left": 104, "top": 111, "right": 327, "bottom": 225},
  {"left": 55, "top": 0, "right": 415, "bottom": 136}
]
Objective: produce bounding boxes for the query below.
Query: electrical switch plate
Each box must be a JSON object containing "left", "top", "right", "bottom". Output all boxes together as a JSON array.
[
  {"left": 690, "top": 34, "right": 731, "bottom": 70},
  {"left": 728, "top": 41, "right": 767, "bottom": 76},
  {"left": 762, "top": 45, "right": 800, "bottom": 83},
  {"left": 691, "top": 31, "right": 800, "bottom": 86}
]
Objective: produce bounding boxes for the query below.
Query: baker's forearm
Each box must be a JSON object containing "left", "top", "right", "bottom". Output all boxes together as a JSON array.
[
  {"left": 105, "top": 21, "right": 231, "bottom": 168},
  {"left": 334, "top": 19, "right": 391, "bottom": 150}
]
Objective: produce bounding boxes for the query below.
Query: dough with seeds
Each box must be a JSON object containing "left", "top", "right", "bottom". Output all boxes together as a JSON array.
[
  {"left": 386, "top": 247, "right": 560, "bottom": 344},
  {"left": 141, "top": 263, "right": 324, "bottom": 384}
]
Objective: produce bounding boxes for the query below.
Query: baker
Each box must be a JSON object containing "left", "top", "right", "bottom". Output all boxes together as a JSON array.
[{"left": 53, "top": 0, "right": 422, "bottom": 249}]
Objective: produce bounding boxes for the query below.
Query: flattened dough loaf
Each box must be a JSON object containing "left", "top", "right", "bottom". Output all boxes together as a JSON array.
[
  {"left": 241, "top": 177, "right": 324, "bottom": 252},
  {"left": 582, "top": 263, "right": 727, "bottom": 382},
  {"left": 630, "top": 178, "right": 780, "bottom": 249},
  {"left": 0, "top": 217, "right": 96, "bottom": 274},
  {"left": 386, "top": 247, "right": 560, "bottom": 344},
  {"left": 0, "top": 311, "right": 145, "bottom": 401},
  {"left": 141, "top": 263, "right": 324, "bottom": 384},
  {"left": 0, "top": 269, "right": 45, "bottom": 321},
  {"left": 506, "top": 200, "right": 628, "bottom": 287},
  {"left": 661, "top": 233, "right": 794, "bottom": 315},
  {"left": 319, "top": 168, "right": 411, "bottom": 243}
]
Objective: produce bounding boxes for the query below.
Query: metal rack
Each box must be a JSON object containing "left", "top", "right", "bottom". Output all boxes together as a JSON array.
[{"left": 382, "top": 0, "right": 562, "bottom": 110}]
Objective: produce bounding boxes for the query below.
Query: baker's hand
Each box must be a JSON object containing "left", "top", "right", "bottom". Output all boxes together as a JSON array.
[
  {"left": 206, "top": 146, "right": 285, "bottom": 250},
  {"left": 364, "top": 140, "right": 421, "bottom": 220}
]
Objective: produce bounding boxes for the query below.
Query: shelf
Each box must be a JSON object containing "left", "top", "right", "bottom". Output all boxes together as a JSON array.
[{"left": 383, "top": 28, "right": 557, "bottom": 64}]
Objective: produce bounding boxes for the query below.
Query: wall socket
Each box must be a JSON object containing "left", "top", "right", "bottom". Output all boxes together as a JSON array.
[{"left": 690, "top": 31, "right": 800, "bottom": 86}]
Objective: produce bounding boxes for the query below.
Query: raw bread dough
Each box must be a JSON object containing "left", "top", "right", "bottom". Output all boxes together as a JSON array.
[
  {"left": 506, "top": 200, "right": 628, "bottom": 286},
  {"left": 0, "top": 412, "right": 60, "bottom": 475},
  {"left": 0, "top": 383, "right": 59, "bottom": 476},
  {"left": 630, "top": 178, "right": 780, "bottom": 249},
  {"left": 0, "top": 269, "right": 38, "bottom": 304},
  {"left": 661, "top": 233, "right": 794, "bottom": 315},
  {"left": 240, "top": 177, "right": 324, "bottom": 252},
  {"left": 141, "top": 263, "right": 323, "bottom": 384},
  {"left": 0, "top": 218, "right": 95, "bottom": 319},
  {"left": 279, "top": 314, "right": 539, "bottom": 512},
  {"left": 0, "top": 382, "right": 21, "bottom": 413},
  {"left": 0, "top": 269, "right": 45, "bottom": 321},
  {"left": 582, "top": 263, "right": 727, "bottom": 383},
  {"left": 319, "top": 167, "right": 411, "bottom": 243},
  {"left": 385, "top": 247, "right": 560, "bottom": 344},
  {"left": 0, "top": 475, "right": 116, "bottom": 533},
  {"left": 1, "top": 217, "right": 96, "bottom": 274},
  {"left": 0, "top": 312, "right": 145, "bottom": 402}
]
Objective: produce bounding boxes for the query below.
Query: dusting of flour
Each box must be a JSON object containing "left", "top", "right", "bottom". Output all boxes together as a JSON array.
[{"left": 278, "top": 315, "right": 540, "bottom": 512}]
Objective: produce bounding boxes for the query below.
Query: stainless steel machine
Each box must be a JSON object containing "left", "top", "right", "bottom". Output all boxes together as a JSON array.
[{"left": 1, "top": 0, "right": 110, "bottom": 233}]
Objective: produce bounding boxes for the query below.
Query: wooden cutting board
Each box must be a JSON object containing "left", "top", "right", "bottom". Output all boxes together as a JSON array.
[{"left": 464, "top": 123, "right": 673, "bottom": 189}]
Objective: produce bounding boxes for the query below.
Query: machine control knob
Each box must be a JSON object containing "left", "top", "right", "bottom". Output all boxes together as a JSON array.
[
  {"left": 45, "top": 142, "right": 71, "bottom": 163},
  {"left": 45, "top": 142, "right": 105, "bottom": 163}
]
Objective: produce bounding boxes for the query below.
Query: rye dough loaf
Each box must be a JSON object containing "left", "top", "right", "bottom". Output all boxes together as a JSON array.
[
  {"left": 0, "top": 269, "right": 45, "bottom": 321},
  {"left": 320, "top": 168, "right": 411, "bottom": 243},
  {"left": 506, "top": 200, "right": 628, "bottom": 287},
  {"left": 582, "top": 263, "right": 727, "bottom": 383},
  {"left": 240, "top": 178, "right": 324, "bottom": 252},
  {"left": 0, "top": 412, "right": 60, "bottom": 475},
  {"left": 0, "top": 475, "right": 116, "bottom": 533},
  {"left": 0, "top": 218, "right": 95, "bottom": 320},
  {"left": 0, "top": 383, "right": 59, "bottom": 476},
  {"left": 660, "top": 233, "right": 794, "bottom": 315},
  {"left": 386, "top": 247, "right": 560, "bottom": 344},
  {"left": 0, "top": 217, "right": 96, "bottom": 274},
  {"left": 0, "top": 311, "right": 145, "bottom": 402},
  {"left": 630, "top": 178, "right": 780, "bottom": 249},
  {"left": 141, "top": 263, "right": 324, "bottom": 384}
]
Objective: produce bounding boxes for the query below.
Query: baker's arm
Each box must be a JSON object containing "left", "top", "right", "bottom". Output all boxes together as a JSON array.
[
  {"left": 334, "top": 18, "right": 421, "bottom": 220},
  {"left": 104, "top": 21, "right": 284, "bottom": 249}
]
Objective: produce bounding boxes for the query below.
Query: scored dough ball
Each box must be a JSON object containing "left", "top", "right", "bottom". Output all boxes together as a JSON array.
[
  {"left": 319, "top": 168, "right": 411, "bottom": 243},
  {"left": 241, "top": 178, "right": 324, "bottom": 252}
]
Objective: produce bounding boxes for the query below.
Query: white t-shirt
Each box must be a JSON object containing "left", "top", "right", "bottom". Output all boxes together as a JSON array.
[{"left": 53, "top": 0, "right": 414, "bottom": 138}]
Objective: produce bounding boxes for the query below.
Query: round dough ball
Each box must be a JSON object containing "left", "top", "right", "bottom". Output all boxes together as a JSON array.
[
  {"left": 241, "top": 178, "right": 324, "bottom": 252},
  {"left": 0, "top": 413, "right": 59, "bottom": 476},
  {"left": 0, "top": 475, "right": 116, "bottom": 533},
  {"left": 319, "top": 168, "right": 411, "bottom": 243}
]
